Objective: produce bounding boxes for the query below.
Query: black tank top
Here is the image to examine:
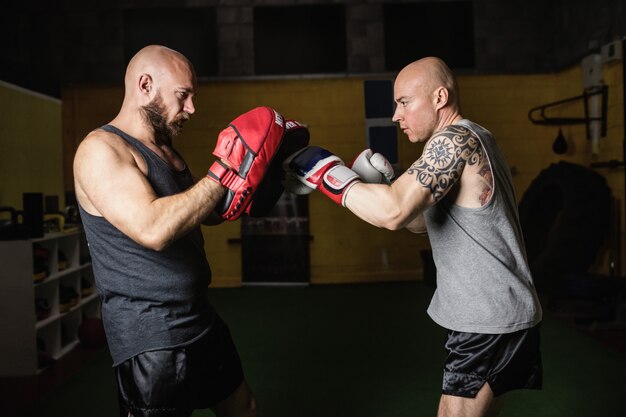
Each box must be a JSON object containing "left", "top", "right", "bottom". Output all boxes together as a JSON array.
[{"left": 78, "top": 125, "right": 215, "bottom": 365}]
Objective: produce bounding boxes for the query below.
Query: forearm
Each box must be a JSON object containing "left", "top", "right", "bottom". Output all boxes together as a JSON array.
[
  {"left": 136, "top": 178, "right": 225, "bottom": 250},
  {"left": 194, "top": 175, "right": 225, "bottom": 226},
  {"left": 283, "top": 145, "right": 424, "bottom": 230},
  {"left": 344, "top": 182, "right": 413, "bottom": 230}
]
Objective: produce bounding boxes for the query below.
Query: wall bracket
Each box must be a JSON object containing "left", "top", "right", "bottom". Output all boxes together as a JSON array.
[{"left": 528, "top": 85, "right": 608, "bottom": 140}]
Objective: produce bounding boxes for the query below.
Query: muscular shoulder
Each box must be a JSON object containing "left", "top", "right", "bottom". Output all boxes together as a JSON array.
[
  {"left": 407, "top": 125, "right": 481, "bottom": 202},
  {"left": 434, "top": 125, "right": 493, "bottom": 207},
  {"left": 425, "top": 125, "right": 480, "bottom": 163},
  {"left": 74, "top": 128, "right": 152, "bottom": 216},
  {"left": 77, "top": 129, "right": 129, "bottom": 158},
  {"left": 75, "top": 129, "right": 145, "bottom": 172}
]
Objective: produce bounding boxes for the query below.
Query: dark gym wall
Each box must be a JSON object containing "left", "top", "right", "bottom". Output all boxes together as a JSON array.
[
  {"left": 2, "top": 0, "right": 626, "bottom": 98},
  {"left": 2, "top": 0, "right": 625, "bottom": 286}
]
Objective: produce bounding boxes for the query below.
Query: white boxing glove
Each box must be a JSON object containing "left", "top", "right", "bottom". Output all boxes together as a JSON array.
[{"left": 349, "top": 149, "right": 395, "bottom": 184}]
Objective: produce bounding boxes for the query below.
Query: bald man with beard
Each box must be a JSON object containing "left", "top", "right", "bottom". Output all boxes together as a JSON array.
[
  {"left": 284, "top": 57, "right": 543, "bottom": 417},
  {"left": 74, "top": 45, "right": 256, "bottom": 417}
]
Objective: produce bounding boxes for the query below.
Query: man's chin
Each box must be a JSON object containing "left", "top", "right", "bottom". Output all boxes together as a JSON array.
[
  {"left": 408, "top": 133, "right": 428, "bottom": 143},
  {"left": 170, "top": 123, "right": 185, "bottom": 136},
  {"left": 407, "top": 134, "right": 420, "bottom": 143},
  {"left": 402, "top": 130, "right": 419, "bottom": 143}
]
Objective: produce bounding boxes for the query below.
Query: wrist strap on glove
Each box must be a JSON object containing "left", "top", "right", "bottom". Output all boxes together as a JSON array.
[
  {"left": 320, "top": 165, "right": 360, "bottom": 206},
  {"left": 207, "top": 160, "right": 252, "bottom": 220},
  {"left": 207, "top": 160, "right": 247, "bottom": 190}
]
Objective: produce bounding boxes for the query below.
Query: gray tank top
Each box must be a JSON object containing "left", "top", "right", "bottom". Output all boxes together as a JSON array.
[
  {"left": 79, "top": 125, "right": 215, "bottom": 365},
  {"left": 424, "top": 119, "right": 542, "bottom": 334}
]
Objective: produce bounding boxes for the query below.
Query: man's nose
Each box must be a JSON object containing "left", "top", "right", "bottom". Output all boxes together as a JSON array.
[
  {"left": 392, "top": 106, "right": 401, "bottom": 123},
  {"left": 184, "top": 98, "right": 195, "bottom": 115}
]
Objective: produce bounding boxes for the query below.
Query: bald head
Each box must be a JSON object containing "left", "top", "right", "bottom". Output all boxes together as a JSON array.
[
  {"left": 125, "top": 45, "right": 196, "bottom": 94},
  {"left": 392, "top": 57, "right": 462, "bottom": 142},
  {"left": 114, "top": 45, "right": 197, "bottom": 141},
  {"left": 396, "top": 57, "right": 459, "bottom": 110}
]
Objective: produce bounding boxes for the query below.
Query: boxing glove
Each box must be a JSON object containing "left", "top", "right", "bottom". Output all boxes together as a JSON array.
[
  {"left": 283, "top": 146, "right": 360, "bottom": 206},
  {"left": 349, "top": 149, "right": 395, "bottom": 184},
  {"left": 245, "top": 119, "right": 310, "bottom": 217}
]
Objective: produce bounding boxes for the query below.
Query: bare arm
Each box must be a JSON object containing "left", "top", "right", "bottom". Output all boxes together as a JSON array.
[
  {"left": 405, "top": 213, "right": 427, "bottom": 234},
  {"left": 345, "top": 125, "right": 480, "bottom": 230},
  {"left": 191, "top": 174, "right": 226, "bottom": 226},
  {"left": 74, "top": 131, "right": 225, "bottom": 251}
]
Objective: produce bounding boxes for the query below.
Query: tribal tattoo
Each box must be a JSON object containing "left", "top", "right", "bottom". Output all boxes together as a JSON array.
[
  {"left": 477, "top": 161, "right": 493, "bottom": 206},
  {"left": 407, "top": 125, "right": 480, "bottom": 201}
]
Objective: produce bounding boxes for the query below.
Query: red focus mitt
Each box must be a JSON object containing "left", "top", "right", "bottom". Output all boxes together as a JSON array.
[
  {"left": 245, "top": 119, "right": 310, "bottom": 217},
  {"left": 208, "top": 107, "right": 285, "bottom": 220}
]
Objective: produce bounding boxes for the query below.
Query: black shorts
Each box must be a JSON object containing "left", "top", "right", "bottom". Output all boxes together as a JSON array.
[
  {"left": 442, "top": 324, "right": 542, "bottom": 398},
  {"left": 115, "top": 315, "right": 244, "bottom": 417}
]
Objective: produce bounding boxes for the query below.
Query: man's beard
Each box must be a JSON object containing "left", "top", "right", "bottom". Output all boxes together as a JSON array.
[{"left": 141, "top": 93, "right": 189, "bottom": 144}]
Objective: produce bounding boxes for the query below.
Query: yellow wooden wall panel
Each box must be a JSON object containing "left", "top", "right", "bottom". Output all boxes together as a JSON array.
[
  {"left": 0, "top": 82, "right": 64, "bottom": 211},
  {"left": 58, "top": 61, "right": 626, "bottom": 285}
]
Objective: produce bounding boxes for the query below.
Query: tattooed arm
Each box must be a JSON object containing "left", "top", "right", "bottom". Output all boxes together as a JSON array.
[{"left": 344, "top": 125, "right": 481, "bottom": 230}]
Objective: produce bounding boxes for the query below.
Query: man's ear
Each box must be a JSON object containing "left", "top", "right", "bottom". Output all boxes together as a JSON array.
[
  {"left": 138, "top": 73, "right": 153, "bottom": 96},
  {"left": 434, "top": 87, "right": 449, "bottom": 110}
]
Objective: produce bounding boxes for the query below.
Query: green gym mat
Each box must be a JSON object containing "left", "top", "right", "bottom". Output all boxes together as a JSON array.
[{"left": 26, "top": 282, "right": 626, "bottom": 417}]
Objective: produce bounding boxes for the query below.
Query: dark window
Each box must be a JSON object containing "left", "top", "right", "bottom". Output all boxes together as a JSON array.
[
  {"left": 364, "top": 80, "right": 395, "bottom": 119},
  {"left": 384, "top": 2, "right": 474, "bottom": 71},
  {"left": 254, "top": 5, "right": 347, "bottom": 75},
  {"left": 123, "top": 8, "right": 218, "bottom": 77},
  {"left": 368, "top": 126, "right": 399, "bottom": 165}
]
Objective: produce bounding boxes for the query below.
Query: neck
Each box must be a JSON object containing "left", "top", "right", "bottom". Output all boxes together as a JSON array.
[
  {"left": 109, "top": 110, "right": 159, "bottom": 146},
  {"left": 436, "top": 110, "right": 463, "bottom": 131}
]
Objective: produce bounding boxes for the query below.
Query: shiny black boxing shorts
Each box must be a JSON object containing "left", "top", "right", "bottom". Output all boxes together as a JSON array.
[
  {"left": 116, "top": 315, "right": 244, "bottom": 417},
  {"left": 442, "top": 324, "right": 542, "bottom": 398}
]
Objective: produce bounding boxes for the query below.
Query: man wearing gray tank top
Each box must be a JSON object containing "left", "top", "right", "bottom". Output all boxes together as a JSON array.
[
  {"left": 73, "top": 45, "right": 256, "bottom": 417},
  {"left": 348, "top": 57, "right": 543, "bottom": 417},
  {"left": 285, "top": 57, "right": 543, "bottom": 417}
]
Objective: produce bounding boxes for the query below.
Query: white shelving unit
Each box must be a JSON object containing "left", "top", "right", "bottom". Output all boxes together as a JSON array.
[{"left": 0, "top": 230, "right": 99, "bottom": 376}]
